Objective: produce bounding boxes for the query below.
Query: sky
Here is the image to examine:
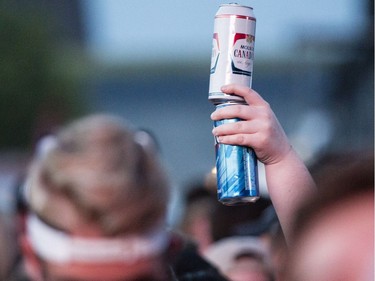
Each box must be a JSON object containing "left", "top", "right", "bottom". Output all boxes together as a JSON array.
[{"left": 81, "top": 0, "right": 367, "bottom": 63}]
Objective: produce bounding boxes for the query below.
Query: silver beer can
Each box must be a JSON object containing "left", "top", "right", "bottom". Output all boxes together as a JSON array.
[
  {"left": 214, "top": 102, "right": 260, "bottom": 206},
  {"left": 209, "top": 3, "right": 256, "bottom": 104}
]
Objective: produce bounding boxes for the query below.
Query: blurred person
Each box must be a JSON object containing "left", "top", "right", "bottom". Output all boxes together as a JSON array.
[
  {"left": 285, "top": 150, "right": 374, "bottom": 281},
  {"left": 203, "top": 236, "right": 273, "bottom": 281},
  {"left": 17, "top": 114, "right": 228, "bottom": 281}
]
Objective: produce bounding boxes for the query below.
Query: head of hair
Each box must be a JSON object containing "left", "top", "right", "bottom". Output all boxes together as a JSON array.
[{"left": 25, "top": 114, "right": 171, "bottom": 235}]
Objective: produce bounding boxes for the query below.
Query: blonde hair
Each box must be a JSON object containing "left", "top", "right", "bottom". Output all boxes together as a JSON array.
[{"left": 26, "top": 114, "right": 171, "bottom": 235}]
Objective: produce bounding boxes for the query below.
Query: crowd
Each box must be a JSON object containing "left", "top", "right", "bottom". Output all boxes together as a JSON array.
[{"left": 0, "top": 84, "right": 373, "bottom": 281}]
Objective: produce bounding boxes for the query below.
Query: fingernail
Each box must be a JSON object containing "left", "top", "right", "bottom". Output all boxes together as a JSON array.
[{"left": 221, "top": 85, "right": 228, "bottom": 91}]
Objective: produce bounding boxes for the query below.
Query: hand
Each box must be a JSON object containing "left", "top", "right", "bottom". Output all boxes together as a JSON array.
[{"left": 211, "top": 84, "right": 291, "bottom": 165}]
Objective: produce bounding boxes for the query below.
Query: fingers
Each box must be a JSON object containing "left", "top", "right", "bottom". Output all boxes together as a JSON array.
[
  {"left": 212, "top": 119, "right": 260, "bottom": 136},
  {"left": 211, "top": 100, "right": 269, "bottom": 121},
  {"left": 211, "top": 104, "right": 249, "bottom": 121},
  {"left": 215, "top": 133, "right": 257, "bottom": 147}
]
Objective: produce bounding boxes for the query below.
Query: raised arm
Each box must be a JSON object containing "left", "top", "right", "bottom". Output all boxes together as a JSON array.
[{"left": 210, "top": 84, "right": 316, "bottom": 242}]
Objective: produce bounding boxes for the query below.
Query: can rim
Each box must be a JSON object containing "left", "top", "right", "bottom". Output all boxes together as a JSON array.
[
  {"left": 215, "top": 14, "right": 256, "bottom": 21},
  {"left": 219, "top": 3, "right": 253, "bottom": 10}
]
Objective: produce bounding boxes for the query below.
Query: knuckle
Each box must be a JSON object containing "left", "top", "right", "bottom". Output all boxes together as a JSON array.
[
  {"left": 232, "top": 105, "right": 243, "bottom": 116},
  {"left": 234, "top": 121, "right": 244, "bottom": 131},
  {"left": 235, "top": 135, "right": 247, "bottom": 146}
]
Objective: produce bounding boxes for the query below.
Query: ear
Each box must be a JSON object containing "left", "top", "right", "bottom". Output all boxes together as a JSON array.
[{"left": 19, "top": 234, "right": 44, "bottom": 281}]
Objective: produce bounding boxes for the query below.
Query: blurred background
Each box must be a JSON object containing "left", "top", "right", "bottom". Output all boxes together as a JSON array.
[{"left": 0, "top": 0, "right": 373, "bottom": 223}]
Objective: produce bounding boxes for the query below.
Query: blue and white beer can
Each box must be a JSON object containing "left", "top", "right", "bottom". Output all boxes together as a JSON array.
[
  {"left": 209, "top": 3, "right": 256, "bottom": 104},
  {"left": 214, "top": 103, "right": 260, "bottom": 205}
]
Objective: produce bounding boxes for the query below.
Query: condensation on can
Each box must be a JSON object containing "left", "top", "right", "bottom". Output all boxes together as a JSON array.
[
  {"left": 214, "top": 103, "right": 259, "bottom": 205},
  {"left": 209, "top": 3, "right": 256, "bottom": 104}
]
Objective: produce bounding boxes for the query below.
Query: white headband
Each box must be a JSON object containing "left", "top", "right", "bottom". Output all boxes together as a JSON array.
[{"left": 26, "top": 214, "right": 169, "bottom": 263}]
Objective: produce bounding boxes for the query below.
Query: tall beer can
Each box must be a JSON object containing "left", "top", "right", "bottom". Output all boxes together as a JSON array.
[
  {"left": 209, "top": 4, "right": 259, "bottom": 205},
  {"left": 214, "top": 103, "right": 259, "bottom": 205},
  {"left": 209, "top": 3, "right": 256, "bottom": 104}
]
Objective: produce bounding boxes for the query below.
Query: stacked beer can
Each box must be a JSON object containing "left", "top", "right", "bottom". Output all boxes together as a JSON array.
[{"left": 209, "top": 3, "right": 259, "bottom": 205}]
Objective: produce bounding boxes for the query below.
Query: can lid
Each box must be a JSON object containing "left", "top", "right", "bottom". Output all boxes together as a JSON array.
[
  {"left": 217, "top": 3, "right": 254, "bottom": 18},
  {"left": 219, "top": 3, "right": 253, "bottom": 10}
]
